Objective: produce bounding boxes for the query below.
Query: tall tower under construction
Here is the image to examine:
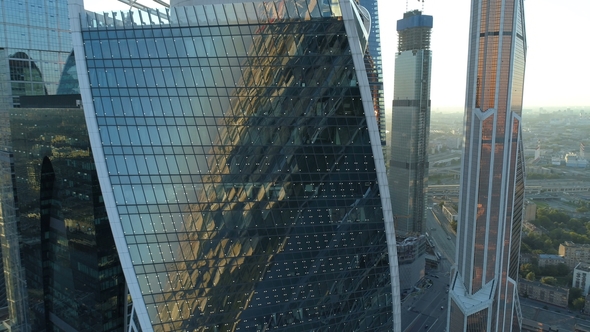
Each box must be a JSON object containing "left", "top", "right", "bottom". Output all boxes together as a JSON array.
[
  {"left": 448, "top": 0, "right": 527, "bottom": 330},
  {"left": 388, "top": 10, "right": 432, "bottom": 235}
]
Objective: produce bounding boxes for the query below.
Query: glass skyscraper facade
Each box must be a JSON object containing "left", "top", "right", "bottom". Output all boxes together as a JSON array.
[
  {"left": 4, "top": 97, "right": 127, "bottom": 331},
  {"left": 448, "top": 0, "right": 526, "bottom": 330},
  {"left": 0, "top": 0, "right": 76, "bottom": 108},
  {"left": 70, "top": 0, "right": 401, "bottom": 331},
  {"left": 0, "top": 1, "right": 78, "bottom": 330},
  {"left": 358, "top": 0, "right": 385, "bottom": 150},
  {"left": 388, "top": 10, "right": 432, "bottom": 235}
]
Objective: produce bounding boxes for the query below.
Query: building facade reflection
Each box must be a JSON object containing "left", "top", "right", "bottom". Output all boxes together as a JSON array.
[
  {"left": 71, "top": 0, "right": 401, "bottom": 331},
  {"left": 6, "top": 99, "right": 126, "bottom": 331},
  {"left": 449, "top": 0, "right": 527, "bottom": 330}
]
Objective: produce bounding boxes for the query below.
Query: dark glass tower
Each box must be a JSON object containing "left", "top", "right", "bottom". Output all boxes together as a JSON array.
[
  {"left": 358, "top": 0, "right": 386, "bottom": 149},
  {"left": 70, "top": 0, "right": 402, "bottom": 331},
  {"left": 3, "top": 96, "right": 127, "bottom": 331},
  {"left": 448, "top": 0, "right": 527, "bottom": 330},
  {"left": 0, "top": 2, "right": 79, "bottom": 328},
  {"left": 388, "top": 11, "right": 432, "bottom": 235}
]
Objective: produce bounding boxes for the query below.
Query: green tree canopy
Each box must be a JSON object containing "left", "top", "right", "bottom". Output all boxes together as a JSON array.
[
  {"left": 569, "top": 288, "right": 583, "bottom": 306},
  {"left": 540, "top": 276, "right": 557, "bottom": 286},
  {"left": 572, "top": 297, "right": 586, "bottom": 311}
]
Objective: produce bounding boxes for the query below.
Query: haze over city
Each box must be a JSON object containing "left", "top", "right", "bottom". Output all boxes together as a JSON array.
[
  {"left": 86, "top": 0, "right": 590, "bottom": 112},
  {"left": 0, "top": 0, "right": 588, "bottom": 330}
]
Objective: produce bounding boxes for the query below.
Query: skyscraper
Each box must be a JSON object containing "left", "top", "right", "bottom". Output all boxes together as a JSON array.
[
  {"left": 448, "top": 0, "right": 527, "bottom": 330},
  {"left": 388, "top": 10, "right": 432, "bottom": 235},
  {"left": 70, "top": 0, "right": 401, "bottom": 331},
  {"left": 0, "top": 1, "right": 78, "bottom": 330},
  {"left": 0, "top": 0, "right": 75, "bottom": 108},
  {"left": 358, "top": 0, "right": 386, "bottom": 150},
  {"left": 7, "top": 95, "right": 127, "bottom": 331}
]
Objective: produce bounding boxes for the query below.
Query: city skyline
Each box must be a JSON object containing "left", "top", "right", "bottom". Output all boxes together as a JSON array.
[{"left": 85, "top": 0, "right": 590, "bottom": 111}]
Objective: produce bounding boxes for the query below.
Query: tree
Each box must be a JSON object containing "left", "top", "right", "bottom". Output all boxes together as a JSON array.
[
  {"left": 569, "top": 288, "right": 583, "bottom": 307},
  {"left": 525, "top": 272, "right": 536, "bottom": 281},
  {"left": 520, "top": 263, "right": 538, "bottom": 276},
  {"left": 450, "top": 220, "right": 457, "bottom": 233},
  {"left": 572, "top": 297, "right": 585, "bottom": 311},
  {"left": 540, "top": 276, "right": 557, "bottom": 286}
]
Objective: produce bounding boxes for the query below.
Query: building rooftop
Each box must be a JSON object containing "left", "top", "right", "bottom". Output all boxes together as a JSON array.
[
  {"left": 575, "top": 263, "right": 590, "bottom": 272},
  {"left": 538, "top": 254, "right": 564, "bottom": 260},
  {"left": 519, "top": 278, "right": 569, "bottom": 292},
  {"left": 563, "top": 241, "right": 590, "bottom": 248}
]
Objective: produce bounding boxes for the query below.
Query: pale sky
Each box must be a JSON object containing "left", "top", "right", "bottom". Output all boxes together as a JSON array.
[
  {"left": 379, "top": 0, "right": 590, "bottom": 112},
  {"left": 85, "top": 0, "right": 590, "bottom": 111}
]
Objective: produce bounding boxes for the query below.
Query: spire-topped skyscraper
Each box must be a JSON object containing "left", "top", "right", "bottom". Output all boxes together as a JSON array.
[{"left": 448, "top": 0, "right": 527, "bottom": 330}]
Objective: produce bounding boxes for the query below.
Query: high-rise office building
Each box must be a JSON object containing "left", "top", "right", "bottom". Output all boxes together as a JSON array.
[
  {"left": 0, "top": 0, "right": 75, "bottom": 108},
  {"left": 388, "top": 10, "right": 432, "bottom": 235},
  {"left": 0, "top": 1, "right": 78, "bottom": 330},
  {"left": 1, "top": 1, "right": 127, "bottom": 331},
  {"left": 448, "top": 0, "right": 527, "bottom": 330},
  {"left": 70, "top": 0, "right": 401, "bottom": 331},
  {"left": 4, "top": 95, "right": 127, "bottom": 331},
  {"left": 358, "top": 0, "right": 386, "bottom": 150}
]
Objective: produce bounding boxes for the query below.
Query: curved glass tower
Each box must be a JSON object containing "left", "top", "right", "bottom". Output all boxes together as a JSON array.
[
  {"left": 448, "top": 0, "right": 527, "bottom": 330},
  {"left": 69, "top": 0, "right": 401, "bottom": 331}
]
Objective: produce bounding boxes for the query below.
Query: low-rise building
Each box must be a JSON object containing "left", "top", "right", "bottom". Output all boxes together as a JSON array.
[
  {"left": 559, "top": 241, "right": 590, "bottom": 268},
  {"left": 442, "top": 205, "right": 457, "bottom": 223},
  {"left": 518, "top": 278, "right": 569, "bottom": 308},
  {"left": 538, "top": 254, "right": 566, "bottom": 268},
  {"left": 524, "top": 201, "right": 537, "bottom": 222},
  {"left": 574, "top": 263, "right": 590, "bottom": 296},
  {"left": 520, "top": 253, "right": 535, "bottom": 265}
]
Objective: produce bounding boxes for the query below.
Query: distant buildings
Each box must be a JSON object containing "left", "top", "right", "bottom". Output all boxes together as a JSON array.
[
  {"left": 574, "top": 263, "right": 590, "bottom": 296},
  {"left": 524, "top": 201, "right": 537, "bottom": 222},
  {"left": 565, "top": 153, "right": 588, "bottom": 168},
  {"left": 388, "top": 10, "right": 433, "bottom": 235},
  {"left": 538, "top": 254, "right": 566, "bottom": 268},
  {"left": 449, "top": 0, "right": 527, "bottom": 329},
  {"left": 559, "top": 241, "right": 590, "bottom": 268},
  {"left": 518, "top": 279, "right": 569, "bottom": 308}
]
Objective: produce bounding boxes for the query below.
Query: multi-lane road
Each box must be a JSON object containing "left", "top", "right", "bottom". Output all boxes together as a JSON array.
[
  {"left": 412, "top": 203, "right": 590, "bottom": 331},
  {"left": 400, "top": 207, "right": 455, "bottom": 331}
]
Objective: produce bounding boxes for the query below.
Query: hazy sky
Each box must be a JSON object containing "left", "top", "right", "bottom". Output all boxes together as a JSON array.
[
  {"left": 380, "top": 0, "right": 590, "bottom": 112},
  {"left": 85, "top": 0, "right": 590, "bottom": 111}
]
